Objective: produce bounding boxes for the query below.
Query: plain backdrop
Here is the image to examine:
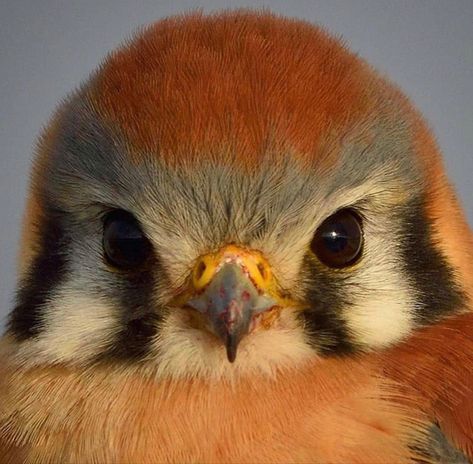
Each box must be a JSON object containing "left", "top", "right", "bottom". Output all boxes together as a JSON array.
[{"left": 1, "top": 0, "right": 472, "bottom": 329}]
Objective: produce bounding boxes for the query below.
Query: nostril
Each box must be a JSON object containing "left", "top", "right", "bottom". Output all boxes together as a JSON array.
[
  {"left": 257, "top": 262, "right": 267, "bottom": 281},
  {"left": 195, "top": 260, "right": 207, "bottom": 282}
]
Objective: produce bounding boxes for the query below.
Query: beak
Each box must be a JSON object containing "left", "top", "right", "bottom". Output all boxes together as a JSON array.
[{"left": 185, "top": 245, "right": 278, "bottom": 362}]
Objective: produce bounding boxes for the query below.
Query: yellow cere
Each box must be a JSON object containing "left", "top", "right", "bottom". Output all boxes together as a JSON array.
[{"left": 192, "top": 245, "right": 272, "bottom": 293}]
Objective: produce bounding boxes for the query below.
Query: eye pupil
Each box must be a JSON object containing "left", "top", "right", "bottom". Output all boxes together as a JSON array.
[
  {"left": 311, "top": 209, "right": 363, "bottom": 268},
  {"left": 323, "top": 228, "right": 349, "bottom": 253},
  {"left": 103, "top": 210, "right": 151, "bottom": 269}
]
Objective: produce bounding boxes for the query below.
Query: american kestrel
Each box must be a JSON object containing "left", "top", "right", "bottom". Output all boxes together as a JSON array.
[{"left": 1, "top": 10, "right": 472, "bottom": 463}]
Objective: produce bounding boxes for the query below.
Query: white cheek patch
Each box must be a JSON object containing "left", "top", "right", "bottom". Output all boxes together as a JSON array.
[
  {"left": 151, "top": 308, "right": 314, "bottom": 381},
  {"left": 345, "top": 284, "right": 414, "bottom": 348},
  {"left": 344, "top": 236, "right": 416, "bottom": 348},
  {"left": 15, "top": 290, "right": 119, "bottom": 366}
]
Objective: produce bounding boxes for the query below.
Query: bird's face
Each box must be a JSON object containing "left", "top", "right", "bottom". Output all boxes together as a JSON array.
[{"left": 9, "top": 12, "right": 466, "bottom": 380}]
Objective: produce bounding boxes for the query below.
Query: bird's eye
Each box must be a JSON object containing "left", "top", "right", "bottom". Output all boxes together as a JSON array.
[
  {"left": 310, "top": 209, "right": 363, "bottom": 268},
  {"left": 102, "top": 210, "right": 152, "bottom": 269}
]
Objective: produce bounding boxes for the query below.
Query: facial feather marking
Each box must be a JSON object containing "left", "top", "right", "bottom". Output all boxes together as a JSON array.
[
  {"left": 344, "top": 270, "right": 415, "bottom": 348},
  {"left": 8, "top": 204, "right": 70, "bottom": 340},
  {"left": 14, "top": 290, "right": 120, "bottom": 365},
  {"left": 340, "top": 209, "right": 417, "bottom": 348}
]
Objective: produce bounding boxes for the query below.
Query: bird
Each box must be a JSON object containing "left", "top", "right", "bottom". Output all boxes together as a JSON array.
[{"left": 1, "top": 9, "right": 472, "bottom": 463}]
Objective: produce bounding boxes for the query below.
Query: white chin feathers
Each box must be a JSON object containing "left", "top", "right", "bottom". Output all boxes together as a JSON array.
[{"left": 152, "top": 308, "right": 314, "bottom": 380}]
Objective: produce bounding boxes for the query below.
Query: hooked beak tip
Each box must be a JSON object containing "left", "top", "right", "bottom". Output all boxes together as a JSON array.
[{"left": 225, "top": 334, "right": 239, "bottom": 363}]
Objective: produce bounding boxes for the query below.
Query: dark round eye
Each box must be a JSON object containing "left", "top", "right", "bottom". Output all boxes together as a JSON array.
[
  {"left": 310, "top": 209, "right": 363, "bottom": 268},
  {"left": 102, "top": 210, "right": 152, "bottom": 269}
]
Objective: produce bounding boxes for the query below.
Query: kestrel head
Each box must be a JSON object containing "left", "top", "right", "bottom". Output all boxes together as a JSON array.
[{"left": 9, "top": 11, "right": 473, "bottom": 380}]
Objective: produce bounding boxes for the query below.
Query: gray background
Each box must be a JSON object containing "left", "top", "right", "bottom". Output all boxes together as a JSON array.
[{"left": 1, "top": 0, "right": 472, "bottom": 329}]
